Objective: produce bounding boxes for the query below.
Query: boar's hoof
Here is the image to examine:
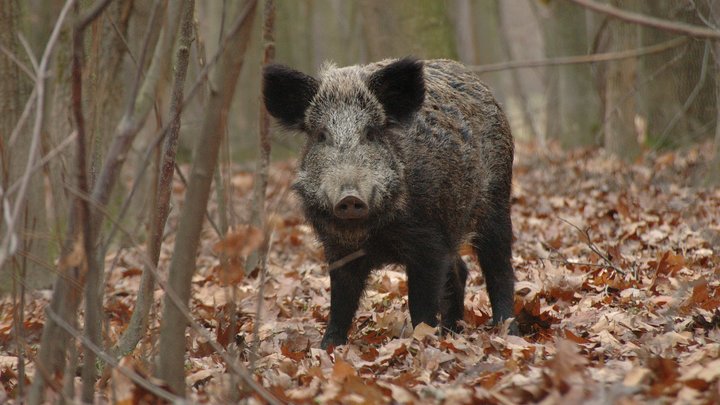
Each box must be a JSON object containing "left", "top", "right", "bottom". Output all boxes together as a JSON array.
[
  {"left": 333, "top": 193, "right": 368, "bottom": 220},
  {"left": 321, "top": 331, "right": 348, "bottom": 349}
]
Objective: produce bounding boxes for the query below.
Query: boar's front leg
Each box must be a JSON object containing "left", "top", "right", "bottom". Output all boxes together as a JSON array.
[
  {"left": 321, "top": 257, "right": 372, "bottom": 349},
  {"left": 406, "top": 253, "right": 452, "bottom": 329}
]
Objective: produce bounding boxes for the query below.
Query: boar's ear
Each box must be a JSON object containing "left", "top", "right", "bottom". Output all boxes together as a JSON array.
[
  {"left": 263, "top": 64, "right": 319, "bottom": 129},
  {"left": 368, "top": 58, "right": 425, "bottom": 123}
]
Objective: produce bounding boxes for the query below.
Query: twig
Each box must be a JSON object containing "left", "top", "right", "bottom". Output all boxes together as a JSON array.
[
  {"left": 564, "top": 0, "right": 720, "bottom": 40},
  {"left": 16, "top": 34, "right": 39, "bottom": 73},
  {"left": 540, "top": 241, "right": 619, "bottom": 269},
  {"left": 5, "top": 131, "right": 77, "bottom": 197},
  {"left": 470, "top": 36, "right": 688, "bottom": 73},
  {"left": 75, "top": 0, "right": 114, "bottom": 30},
  {"left": 328, "top": 249, "right": 367, "bottom": 272},
  {"left": 7, "top": 86, "right": 36, "bottom": 152},
  {"left": 46, "top": 309, "right": 186, "bottom": 404},
  {"left": 0, "top": 44, "right": 35, "bottom": 81},
  {"left": 108, "top": 16, "right": 137, "bottom": 66},
  {"left": 558, "top": 217, "right": 625, "bottom": 275}
]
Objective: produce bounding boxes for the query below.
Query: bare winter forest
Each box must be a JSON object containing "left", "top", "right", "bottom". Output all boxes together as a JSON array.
[{"left": 1, "top": 0, "right": 719, "bottom": 403}]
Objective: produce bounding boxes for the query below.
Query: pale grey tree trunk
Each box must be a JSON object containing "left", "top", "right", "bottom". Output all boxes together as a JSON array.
[{"left": 604, "top": 0, "right": 641, "bottom": 161}]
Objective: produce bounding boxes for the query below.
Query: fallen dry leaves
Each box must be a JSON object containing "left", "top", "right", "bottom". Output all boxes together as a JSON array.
[{"left": 1, "top": 143, "right": 719, "bottom": 403}]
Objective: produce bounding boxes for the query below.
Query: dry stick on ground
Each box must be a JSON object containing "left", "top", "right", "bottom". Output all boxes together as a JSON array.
[
  {"left": 29, "top": 1, "right": 174, "bottom": 402},
  {"left": 558, "top": 217, "right": 626, "bottom": 275},
  {"left": 470, "top": 36, "right": 688, "bottom": 74},
  {"left": 70, "top": 0, "right": 115, "bottom": 401},
  {"left": 156, "top": 0, "right": 258, "bottom": 395},
  {"left": 565, "top": 0, "right": 720, "bottom": 40},
  {"left": 249, "top": 0, "right": 276, "bottom": 374},
  {"left": 113, "top": 0, "right": 194, "bottom": 360}
]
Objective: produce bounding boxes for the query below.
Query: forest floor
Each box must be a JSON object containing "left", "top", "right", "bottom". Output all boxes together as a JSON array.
[{"left": 2, "top": 141, "right": 720, "bottom": 404}]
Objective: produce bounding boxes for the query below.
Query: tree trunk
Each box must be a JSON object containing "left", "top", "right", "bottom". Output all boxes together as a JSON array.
[
  {"left": 540, "top": 0, "right": 601, "bottom": 147},
  {"left": 497, "top": 0, "right": 539, "bottom": 140},
  {"left": 156, "top": 0, "right": 257, "bottom": 395},
  {"left": 709, "top": 2, "right": 720, "bottom": 185},
  {"left": 360, "top": 0, "right": 457, "bottom": 62},
  {"left": 603, "top": 0, "right": 640, "bottom": 161}
]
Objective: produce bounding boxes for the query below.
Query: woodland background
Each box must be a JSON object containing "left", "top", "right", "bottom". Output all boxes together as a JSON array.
[{"left": 1, "top": 0, "right": 719, "bottom": 403}]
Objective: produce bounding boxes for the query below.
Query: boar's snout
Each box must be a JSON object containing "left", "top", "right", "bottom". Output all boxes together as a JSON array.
[{"left": 333, "top": 191, "right": 369, "bottom": 220}]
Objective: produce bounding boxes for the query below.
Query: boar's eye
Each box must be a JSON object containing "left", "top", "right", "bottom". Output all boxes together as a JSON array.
[
  {"left": 316, "top": 130, "right": 328, "bottom": 143},
  {"left": 365, "top": 127, "right": 379, "bottom": 142}
]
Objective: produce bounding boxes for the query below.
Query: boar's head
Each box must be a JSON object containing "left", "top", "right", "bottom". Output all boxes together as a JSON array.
[{"left": 263, "top": 58, "right": 425, "bottom": 245}]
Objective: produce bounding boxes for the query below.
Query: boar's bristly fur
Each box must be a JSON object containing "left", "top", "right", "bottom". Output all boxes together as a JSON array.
[{"left": 263, "top": 58, "right": 516, "bottom": 349}]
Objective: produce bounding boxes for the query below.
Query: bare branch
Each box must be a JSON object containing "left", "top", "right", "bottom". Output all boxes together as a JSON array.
[
  {"left": 5, "top": 131, "right": 77, "bottom": 197},
  {"left": 75, "top": 0, "right": 114, "bottom": 31},
  {"left": 7, "top": 86, "right": 36, "bottom": 148},
  {"left": 16, "top": 34, "right": 38, "bottom": 73},
  {"left": 470, "top": 36, "right": 688, "bottom": 73},
  {"left": 565, "top": 0, "right": 720, "bottom": 40},
  {"left": 0, "top": 44, "right": 35, "bottom": 81}
]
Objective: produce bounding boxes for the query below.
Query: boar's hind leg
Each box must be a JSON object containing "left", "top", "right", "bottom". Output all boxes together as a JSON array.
[
  {"left": 440, "top": 256, "right": 468, "bottom": 333},
  {"left": 321, "top": 258, "right": 372, "bottom": 349},
  {"left": 473, "top": 210, "right": 516, "bottom": 332}
]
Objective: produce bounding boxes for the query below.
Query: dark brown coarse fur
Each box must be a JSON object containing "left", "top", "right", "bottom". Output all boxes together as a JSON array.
[{"left": 263, "top": 58, "right": 515, "bottom": 349}]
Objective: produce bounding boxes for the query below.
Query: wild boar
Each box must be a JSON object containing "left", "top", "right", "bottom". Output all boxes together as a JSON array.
[{"left": 263, "top": 58, "right": 515, "bottom": 348}]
